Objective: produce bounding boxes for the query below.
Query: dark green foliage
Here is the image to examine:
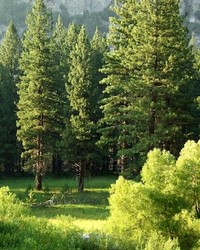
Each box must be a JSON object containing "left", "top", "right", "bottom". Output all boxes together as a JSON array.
[
  {"left": 66, "top": 26, "right": 96, "bottom": 191},
  {"left": 63, "top": 25, "right": 109, "bottom": 190},
  {"left": 193, "top": 46, "right": 200, "bottom": 135},
  {"left": 50, "top": 15, "right": 67, "bottom": 107},
  {"left": 17, "top": 0, "right": 64, "bottom": 189},
  {"left": 91, "top": 28, "right": 108, "bottom": 124},
  {"left": 0, "top": 21, "right": 21, "bottom": 172},
  {"left": 99, "top": 0, "right": 197, "bottom": 173},
  {"left": 49, "top": 16, "right": 68, "bottom": 176},
  {"left": 68, "top": 26, "right": 94, "bottom": 141}
]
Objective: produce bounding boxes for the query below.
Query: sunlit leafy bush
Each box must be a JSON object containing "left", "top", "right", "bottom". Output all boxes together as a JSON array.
[
  {"left": 108, "top": 140, "right": 200, "bottom": 250},
  {"left": 0, "top": 186, "right": 28, "bottom": 220},
  {"left": 137, "top": 233, "right": 180, "bottom": 250}
]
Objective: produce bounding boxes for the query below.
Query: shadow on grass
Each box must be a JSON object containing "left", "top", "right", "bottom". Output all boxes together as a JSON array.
[
  {"left": 31, "top": 204, "right": 110, "bottom": 220},
  {"left": 1, "top": 176, "right": 115, "bottom": 222},
  {"left": 28, "top": 189, "right": 111, "bottom": 221},
  {"left": 63, "top": 190, "right": 110, "bottom": 205}
]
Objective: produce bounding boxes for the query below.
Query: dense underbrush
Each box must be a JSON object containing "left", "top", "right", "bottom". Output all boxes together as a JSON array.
[
  {"left": 1, "top": 141, "right": 200, "bottom": 249},
  {"left": 0, "top": 186, "right": 124, "bottom": 250},
  {"left": 0, "top": 186, "right": 181, "bottom": 250},
  {"left": 108, "top": 141, "right": 200, "bottom": 250}
]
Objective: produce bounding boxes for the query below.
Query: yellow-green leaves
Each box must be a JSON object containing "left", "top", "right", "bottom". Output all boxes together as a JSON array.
[
  {"left": 142, "top": 148, "right": 175, "bottom": 192},
  {"left": 108, "top": 140, "right": 200, "bottom": 249}
]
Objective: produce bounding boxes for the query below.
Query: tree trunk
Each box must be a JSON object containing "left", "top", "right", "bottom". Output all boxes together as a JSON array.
[
  {"left": 35, "top": 170, "right": 42, "bottom": 190},
  {"left": 78, "top": 162, "right": 85, "bottom": 192},
  {"left": 16, "top": 142, "right": 23, "bottom": 173},
  {"left": 52, "top": 154, "right": 62, "bottom": 176},
  {"left": 35, "top": 134, "right": 43, "bottom": 190}
]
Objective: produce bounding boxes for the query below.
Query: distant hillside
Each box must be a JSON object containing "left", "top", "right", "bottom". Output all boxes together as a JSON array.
[
  {"left": 0, "top": 0, "right": 113, "bottom": 38},
  {"left": 181, "top": 0, "right": 200, "bottom": 44},
  {"left": 17, "top": 0, "right": 113, "bottom": 16},
  {"left": 0, "top": 0, "right": 200, "bottom": 44}
]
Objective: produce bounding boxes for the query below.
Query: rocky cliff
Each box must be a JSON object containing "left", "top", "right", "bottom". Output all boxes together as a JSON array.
[
  {"left": 20, "top": 0, "right": 200, "bottom": 43},
  {"left": 181, "top": 0, "right": 200, "bottom": 21},
  {"left": 17, "top": 0, "right": 113, "bottom": 16},
  {"left": 180, "top": 0, "right": 200, "bottom": 44},
  {"left": 1, "top": 0, "right": 200, "bottom": 44}
]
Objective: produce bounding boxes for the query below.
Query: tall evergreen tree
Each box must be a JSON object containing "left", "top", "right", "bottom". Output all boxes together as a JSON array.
[
  {"left": 65, "top": 22, "right": 80, "bottom": 59},
  {"left": 49, "top": 15, "right": 67, "bottom": 176},
  {"left": 58, "top": 22, "right": 81, "bottom": 175},
  {"left": 0, "top": 21, "right": 21, "bottom": 172},
  {"left": 91, "top": 28, "right": 107, "bottom": 123},
  {"left": 193, "top": 46, "right": 200, "bottom": 138},
  {"left": 99, "top": 0, "right": 196, "bottom": 173},
  {"left": 98, "top": 0, "right": 140, "bottom": 173},
  {"left": 17, "top": 0, "right": 62, "bottom": 189},
  {"left": 67, "top": 26, "right": 95, "bottom": 192},
  {"left": 90, "top": 29, "right": 109, "bottom": 172}
]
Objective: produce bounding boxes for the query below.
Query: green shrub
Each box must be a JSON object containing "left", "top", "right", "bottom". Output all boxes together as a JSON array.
[
  {"left": 0, "top": 187, "right": 83, "bottom": 249},
  {"left": 0, "top": 221, "right": 22, "bottom": 248},
  {"left": 81, "top": 233, "right": 127, "bottom": 250},
  {"left": 0, "top": 186, "right": 28, "bottom": 220},
  {"left": 172, "top": 210, "right": 200, "bottom": 250},
  {"left": 0, "top": 213, "right": 84, "bottom": 249},
  {"left": 137, "top": 233, "right": 180, "bottom": 250},
  {"left": 18, "top": 217, "right": 83, "bottom": 250},
  {"left": 173, "top": 140, "right": 200, "bottom": 213},
  {"left": 107, "top": 140, "right": 200, "bottom": 250}
]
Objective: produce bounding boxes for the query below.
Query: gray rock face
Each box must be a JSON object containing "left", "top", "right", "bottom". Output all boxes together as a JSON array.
[
  {"left": 181, "top": 0, "right": 200, "bottom": 19},
  {"left": 180, "top": 0, "right": 200, "bottom": 44},
  {"left": 8, "top": 0, "right": 200, "bottom": 45},
  {"left": 17, "top": 0, "right": 113, "bottom": 15}
]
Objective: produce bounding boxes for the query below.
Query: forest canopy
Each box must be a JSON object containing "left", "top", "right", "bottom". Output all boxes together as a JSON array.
[{"left": 0, "top": 0, "right": 199, "bottom": 193}]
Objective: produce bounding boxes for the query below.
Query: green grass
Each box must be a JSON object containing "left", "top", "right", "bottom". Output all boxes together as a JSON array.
[{"left": 0, "top": 175, "right": 116, "bottom": 232}]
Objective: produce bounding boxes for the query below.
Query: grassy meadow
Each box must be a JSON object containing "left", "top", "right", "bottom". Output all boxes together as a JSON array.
[
  {"left": 0, "top": 175, "right": 116, "bottom": 233},
  {"left": 1, "top": 172, "right": 197, "bottom": 249}
]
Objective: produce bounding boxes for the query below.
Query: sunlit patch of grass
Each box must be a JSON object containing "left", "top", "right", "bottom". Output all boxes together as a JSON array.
[
  {"left": 45, "top": 213, "right": 107, "bottom": 233},
  {"left": 1, "top": 175, "right": 116, "bottom": 234},
  {"left": 73, "top": 218, "right": 107, "bottom": 232}
]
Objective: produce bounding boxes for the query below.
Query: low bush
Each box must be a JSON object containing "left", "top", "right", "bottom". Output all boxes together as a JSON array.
[
  {"left": 107, "top": 140, "right": 200, "bottom": 250},
  {"left": 0, "top": 187, "right": 83, "bottom": 249},
  {"left": 0, "top": 186, "right": 125, "bottom": 249},
  {"left": 0, "top": 186, "right": 28, "bottom": 220}
]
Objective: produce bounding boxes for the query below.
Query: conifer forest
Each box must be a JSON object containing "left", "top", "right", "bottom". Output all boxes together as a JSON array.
[{"left": 0, "top": 0, "right": 200, "bottom": 249}]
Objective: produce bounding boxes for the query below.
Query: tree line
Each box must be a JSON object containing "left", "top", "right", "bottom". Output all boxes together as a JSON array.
[{"left": 0, "top": 0, "right": 200, "bottom": 191}]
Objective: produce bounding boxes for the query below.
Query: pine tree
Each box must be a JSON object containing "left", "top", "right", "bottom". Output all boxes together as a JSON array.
[
  {"left": 91, "top": 28, "right": 107, "bottom": 123},
  {"left": 67, "top": 26, "right": 95, "bottom": 192},
  {"left": 98, "top": 0, "right": 140, "bottom": 173},
  {"left": 193, "top": 46, "right": 200, "bottom": 138},
  {"left": 0, "top": 21, "right": 21, "bottom": 172},
  {"left": 49, "top": 15, "right": 67, "bottom": 176},
  {"left": 99, "top": 0, "right": 196, "bottom": 173},
  {"left": 58, "top": 22, "right": 80, "bottom": 175},
  {"left": 65, "top": 22, "right": 80, "bottom": 59},
  {"left": 17, "top": 0, "right": 62, "bottom": 190},
  {"left": 90, "top": 28, "right": 109, "bottom": 172}
]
